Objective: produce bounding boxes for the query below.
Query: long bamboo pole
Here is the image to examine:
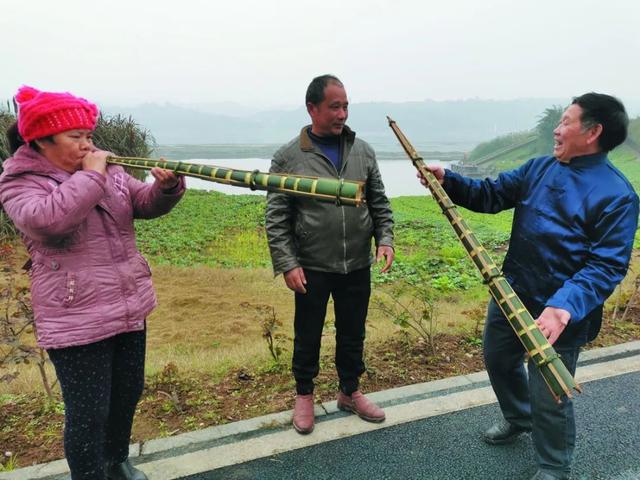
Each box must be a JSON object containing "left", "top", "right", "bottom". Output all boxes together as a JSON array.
[
  {"left": 106, "top": 156, "right": 365, "bottom": 207},
  {"left": 386, "top": 117, "right": 580, "bottom": 402}
]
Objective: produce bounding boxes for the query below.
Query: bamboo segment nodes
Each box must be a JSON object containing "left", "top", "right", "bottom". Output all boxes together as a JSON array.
[
  {"left": 386, "top": 116, "right": 581, "bottom": 403},
  {"left": 106, "top": 156, "right": 365, "bottom": 206}
]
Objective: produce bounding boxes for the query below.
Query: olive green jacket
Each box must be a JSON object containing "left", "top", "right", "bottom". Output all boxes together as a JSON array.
[{"left": 265, "top": 126, "right": 394, "bottom": 275}]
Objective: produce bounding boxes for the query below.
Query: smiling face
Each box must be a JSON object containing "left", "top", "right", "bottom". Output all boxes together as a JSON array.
[
  {"left": 35, "top": 129, "right": 94, "bottom": 173},
  {"left": 553, "top": 104, "right": 602, "bottom": 162},
  {"left": 307, "top": 82, "right": 348, "bottom": 137}
]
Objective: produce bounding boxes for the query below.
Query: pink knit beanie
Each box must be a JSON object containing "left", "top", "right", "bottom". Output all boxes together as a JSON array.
[{"left": 15, "top": 86, "right": 99, "bottom": 142}]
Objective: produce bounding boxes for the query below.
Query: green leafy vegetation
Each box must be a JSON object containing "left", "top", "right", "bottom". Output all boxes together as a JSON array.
[
  {"left": 0, "top": 108, "right": 15, "bottom": 166},
  {"left": 133, "top": 192, "right": 514, "bottom": 295},
  {"left": 134, "top": 190, "right": 269, "bottom": 267},
  {"left": 1, "top": 106, "right": 17, "bottom": 240}
]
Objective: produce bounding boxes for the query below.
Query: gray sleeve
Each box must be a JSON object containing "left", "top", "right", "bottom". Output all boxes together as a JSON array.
[{"left": 265, "top": 150, "right": 300, "bottom": 275}]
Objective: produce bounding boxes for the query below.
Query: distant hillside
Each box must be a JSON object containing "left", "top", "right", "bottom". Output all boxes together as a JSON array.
[
  {"left": 467, "top": 131, "right": 535, "bottom": 163},
  {"left": 103, "top": 98, "right": 571, "bottom": 145},
  {"left": 463, "top": 117, "right": 640, "bottom": 174},
  {"left": 627, "top": 117, "right": 640, "bottom": 154}
]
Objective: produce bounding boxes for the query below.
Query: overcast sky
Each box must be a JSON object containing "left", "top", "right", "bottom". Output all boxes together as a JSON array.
[{"left": 1, "top": 0, "right": 638, "bottom": 110}]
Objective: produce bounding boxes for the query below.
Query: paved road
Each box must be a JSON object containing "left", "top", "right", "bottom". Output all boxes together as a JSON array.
[{"left": 182, "top": 371, "right": 640, "bottom": 480}]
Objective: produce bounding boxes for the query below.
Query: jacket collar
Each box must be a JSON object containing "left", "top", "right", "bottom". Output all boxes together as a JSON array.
[
  {"left": 2, "top": 145, "right": 71, "bottom": 183},
  {"left": 299, "top": 125, "right": 356, "bottom": 152},
  {"left": 559, "top": 152, "right": 608, "bottom": 167}
]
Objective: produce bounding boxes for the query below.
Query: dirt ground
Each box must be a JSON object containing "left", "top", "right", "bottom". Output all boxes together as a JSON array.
[{"left": 2, "top": 333, "right": 487, "bottom": 467}]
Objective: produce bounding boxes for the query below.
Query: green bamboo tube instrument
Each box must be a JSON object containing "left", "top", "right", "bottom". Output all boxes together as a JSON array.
[
  {"left": 386, "top": 117, "right": 581, "bottom": 402},
  {"left": 106, "top": 156, "right": 365, "bottom": 206}
]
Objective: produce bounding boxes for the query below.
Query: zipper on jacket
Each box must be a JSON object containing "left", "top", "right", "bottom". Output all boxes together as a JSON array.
[
  {"left": 341, "top": 205, "right": 347, "bottom": 273},
  {"left": 312, "top": 148, "right": 350, "bottom": 273},
  {"left": 98, "top": 209, "right": 132, "bottom": 324}
]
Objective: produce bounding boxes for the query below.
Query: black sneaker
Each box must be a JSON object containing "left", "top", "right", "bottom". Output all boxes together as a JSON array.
[
  {"left": 482, "top": 421, "right": 531, "bottom": 445},
  {"left": 106, "top": 459, "right": 148, "bottom": 480}
]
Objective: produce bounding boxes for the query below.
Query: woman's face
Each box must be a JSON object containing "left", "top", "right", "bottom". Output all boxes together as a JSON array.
[{"left": 36, "top": 129, "right": 94, "bottom": 173}]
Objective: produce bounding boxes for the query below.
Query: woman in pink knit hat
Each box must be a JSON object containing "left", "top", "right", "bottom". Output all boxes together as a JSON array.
[{"left": 0, "top": 86, "right": 185, "bottom": 480}]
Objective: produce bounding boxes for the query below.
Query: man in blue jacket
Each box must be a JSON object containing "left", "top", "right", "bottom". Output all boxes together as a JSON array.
[{"left": 424, "top": 93, "right": 638, "bottom": 480}]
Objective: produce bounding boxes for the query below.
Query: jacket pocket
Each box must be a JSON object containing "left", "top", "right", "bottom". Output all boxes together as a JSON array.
[
  {"left": 133, "top": 254, "right": 152, "bottom": 278},
  {"left": 32, "top": 268, "right": 97, "bottom": 309},
  {"left": 61, "top": 273, "right": 78, "bottom": 306},
  {"left": 61, "top": 271, "right": 98, "bottom": 308},
  {"left": 294, "top": 211, "right": 312, "bottom": 247}
]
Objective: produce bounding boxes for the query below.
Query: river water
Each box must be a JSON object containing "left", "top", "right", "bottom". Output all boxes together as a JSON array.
[{"left": 157, "top": 158, "right": 453, "bottom": 198}]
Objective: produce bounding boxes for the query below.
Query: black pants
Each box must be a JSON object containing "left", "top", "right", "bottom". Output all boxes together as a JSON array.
[
  {"left": 293, "top": 268, "right": 371, "bottom": 395},
  {"left": 47, "top": 329, "right": 146, "bottom": 480}
]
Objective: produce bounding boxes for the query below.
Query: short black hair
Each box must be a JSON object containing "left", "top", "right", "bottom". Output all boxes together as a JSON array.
[
  {"left": 305, "top": 74, "right": 344, "bottom": 106},
  {"left": 572, "top": 92, "right": 628, "bottom": 152},
  {"left": 5, "top": 122, "right": 54, "bottom": 154}
]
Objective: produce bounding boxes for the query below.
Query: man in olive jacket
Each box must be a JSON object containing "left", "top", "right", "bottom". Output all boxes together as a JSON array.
[{"left": 266, "top": 74, "right": 394, "bottom": 434}]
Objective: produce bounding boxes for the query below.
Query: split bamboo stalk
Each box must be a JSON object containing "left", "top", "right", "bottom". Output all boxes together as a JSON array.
[{"left": 386, "top": 116, "right": 580, "bottom": 402}]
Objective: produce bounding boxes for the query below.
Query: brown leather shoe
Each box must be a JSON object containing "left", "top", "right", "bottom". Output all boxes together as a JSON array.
[
  {"left": 292, "top": 393, "right": 315, "bottom": 434},
  {"left": 337, "top": 390, "right": 385, "bottom": 423}
]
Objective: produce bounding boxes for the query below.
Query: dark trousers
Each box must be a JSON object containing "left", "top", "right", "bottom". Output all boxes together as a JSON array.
[
  {"left": 293, "top": 268, "right": 371, "bottom": 395},
  {"left": 47, "top": 329, "right": 146, "bottom": 480},
  {"left": 483, "top": 298, "right": 579, "bottom": 479}
]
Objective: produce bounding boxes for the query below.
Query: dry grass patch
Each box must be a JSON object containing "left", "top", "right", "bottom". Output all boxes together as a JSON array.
[
  {"left": 146, "top": 265, "right": 292, "bottom": 376},
  {"left": 1, "top": 247, "right": 488, "bottom": 394}
]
